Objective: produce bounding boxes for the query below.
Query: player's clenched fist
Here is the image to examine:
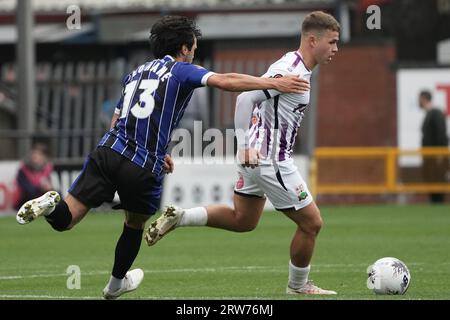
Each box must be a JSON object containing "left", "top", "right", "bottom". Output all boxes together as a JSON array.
[{"left": 238, "top": 148, "right": 261, "bottom": 168}]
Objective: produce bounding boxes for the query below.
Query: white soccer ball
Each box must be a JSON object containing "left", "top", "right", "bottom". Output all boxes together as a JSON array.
[{"left": 366, "top": 257, "right": 411, "bottom": 295}]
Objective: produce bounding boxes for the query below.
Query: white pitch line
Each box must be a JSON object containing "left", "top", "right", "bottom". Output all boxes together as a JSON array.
[
  {"left": 0, "top": 263, "right": 425, "bottom": 281},
  {"left": 0, "top": 294, "right": 99, "bottom": 300},
  {"left": 0, "top": 294, "right": 268, "bottom": 300},
  {"left": 0, "top": 266, "right": 276, "bottom": 280},
  {"left": 0, "top": 273, "right": 69, "bottom": 280},
  {"left": 0, "top": 271, "right": 108, "bottom": 280}
]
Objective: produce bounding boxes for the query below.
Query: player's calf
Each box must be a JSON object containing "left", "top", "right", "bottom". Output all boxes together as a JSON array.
[{"left": 45, "top": 198, "right": 73, "bottom": 232}]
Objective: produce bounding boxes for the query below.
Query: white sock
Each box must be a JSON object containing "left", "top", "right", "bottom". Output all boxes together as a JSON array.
[
  {"left": 288, "top": 261, "right": 310, "bottom": 289},
  {"left": 107, "top": 275, "right": 123, "bottom": 292},
  {"left": 176, "top": 207, "right": 208, "bottom": 227}
]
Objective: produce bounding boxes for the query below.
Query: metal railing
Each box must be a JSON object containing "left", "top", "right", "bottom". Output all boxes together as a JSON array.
[{"left": 311, "top": 147, "right": 450, "bottom": 196}]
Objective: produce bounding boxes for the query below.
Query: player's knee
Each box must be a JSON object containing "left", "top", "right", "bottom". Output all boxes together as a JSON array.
[
  {"left": 125, "top": 221, "right": 146, "bottom": 230},
  {"left": 300, "top": 213, "right": 323, "bottom": 236},
  {"left": 308, "top": 215, "right": 323, "bottom": 236},
  {"left": 233, "top": 211, "right": 257, "bottom": 232},
  {"left": 125, "top": 217, "right": 147, "bottom": 230},
  {"left": 313, "top": 216, "right": 323, "bottom": 234},
  {"left": 125, "top": 212, "right": 149, "bottom": 230},
  {"left": 235, "top": 222, "right": 257, "bottom": 232}
]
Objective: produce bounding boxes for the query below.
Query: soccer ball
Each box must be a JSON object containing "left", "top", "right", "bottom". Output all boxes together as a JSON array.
[{"left": 367, "top": 257, "right": 411, "bottom": 295}]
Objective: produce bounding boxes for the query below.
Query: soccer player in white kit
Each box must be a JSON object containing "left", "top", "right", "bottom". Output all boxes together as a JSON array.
[{"left": 145, "top": 11, "right": 340, "bottom": 295}]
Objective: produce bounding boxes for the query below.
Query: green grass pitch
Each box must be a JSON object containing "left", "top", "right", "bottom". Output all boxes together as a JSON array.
[{"left": 1, "top": 204, "right": 450, "bottom": 300}]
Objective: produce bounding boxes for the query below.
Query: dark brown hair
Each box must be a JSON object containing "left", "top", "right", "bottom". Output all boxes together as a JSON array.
[
  {"left": 419, "top": 90, "right": 432, "bottom": 102},
  {"left": 302, "top": 11, "right": 340, "bottom": 34},
  {"left": 149, "top": 16, "right": 202, "bottom": 59}
]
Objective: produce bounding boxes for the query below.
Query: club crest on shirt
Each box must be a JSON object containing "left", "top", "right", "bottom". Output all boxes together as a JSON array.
[
  {"left": 295, "top": 184, "right": 308, "bottom": 201},
  {"left": 236, "top": 173, "right": 244, "bottom": 190}
]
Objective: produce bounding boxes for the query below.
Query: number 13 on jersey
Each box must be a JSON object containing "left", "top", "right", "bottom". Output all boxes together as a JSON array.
[{"left": 120, "top": 79, "right": 159, "bottom": 119}]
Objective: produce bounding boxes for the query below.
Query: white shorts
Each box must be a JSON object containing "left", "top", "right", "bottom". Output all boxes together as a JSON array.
[{"left": 234, "top": 159, "right": 313, "bottom": 211}]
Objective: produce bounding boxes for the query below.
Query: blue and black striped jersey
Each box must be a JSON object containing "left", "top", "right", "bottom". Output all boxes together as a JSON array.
[{"left": 99, "top": 55, "right": 213, "bottom": 176}]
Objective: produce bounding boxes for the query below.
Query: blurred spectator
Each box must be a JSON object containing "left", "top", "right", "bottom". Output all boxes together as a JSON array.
[
  {"left": 419, "top": 90, "right": 449, "bottom": 203},
  {"left": 13, "top": 142, "right": 54, "bottom": 210}
]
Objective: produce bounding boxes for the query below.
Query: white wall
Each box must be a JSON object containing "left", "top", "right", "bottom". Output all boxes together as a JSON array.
[
  {"left": 0, "top": 156, "right": 310, "bottom": 215},
  {"left": 397, "top": 68, "right": 450, "bottom": 166},
  {"left": 160, "top": 156, "right": 310, "bottom": 210}
]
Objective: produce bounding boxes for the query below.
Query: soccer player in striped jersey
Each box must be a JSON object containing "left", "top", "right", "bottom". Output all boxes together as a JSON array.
[
  {"left": 146, "top": 11, "right": 340, "bottom": 295},
  {"left": 15, "top": 15, "right": 308, "bottom": 299}
]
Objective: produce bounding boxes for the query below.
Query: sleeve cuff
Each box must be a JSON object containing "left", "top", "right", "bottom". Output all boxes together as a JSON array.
[{"left": 201, "top": 72, "right": 216, "bottom": 86}]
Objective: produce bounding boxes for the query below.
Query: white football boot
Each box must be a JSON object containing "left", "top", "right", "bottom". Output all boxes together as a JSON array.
[
  {"left": 144, "top": 205, "right": 184, "bottom": 246},
  {"left": 103, "top": 268, "right": 144, "bottom": 300},
  {"left": 16, "top": 191, "right": 61, "bottom": 225},
  {"left": 286, "top": 280, "right": 337, "bottom": 295}
]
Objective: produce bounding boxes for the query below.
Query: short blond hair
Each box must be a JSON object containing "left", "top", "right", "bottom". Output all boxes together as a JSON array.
[{"left": 302, "top": 11, "right": 340, "bottom": 34}]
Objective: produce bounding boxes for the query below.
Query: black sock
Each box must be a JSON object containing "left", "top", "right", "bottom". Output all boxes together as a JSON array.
[
  {"left": 112, "top": 224, "right": 143, "bottom": 279},
  {"left": 45, "top": 200, "right": 72, "bottom": 232}
]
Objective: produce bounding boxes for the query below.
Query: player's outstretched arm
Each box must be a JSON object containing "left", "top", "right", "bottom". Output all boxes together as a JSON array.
[
  {"left": 234, "top": 90, "right": 269, "bottom": 168},
  {"left": 207, "top": 73, "right": 309, "bottom": 93}
]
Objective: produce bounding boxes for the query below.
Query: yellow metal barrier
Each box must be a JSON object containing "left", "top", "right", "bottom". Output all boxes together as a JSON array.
[{"left": 312, "top": 147, "right": 450, "bottom": 196}]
